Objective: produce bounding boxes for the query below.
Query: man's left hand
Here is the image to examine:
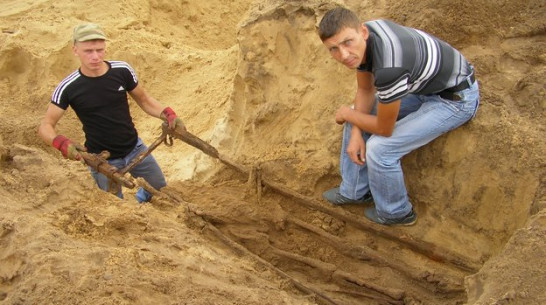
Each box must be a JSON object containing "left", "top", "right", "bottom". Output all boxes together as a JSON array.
[
  {"left": 335, "top": 105, "right": 352, "bottom": 125},
  {"left": 161, "top": 107, "right": 186, "bottom": 132}
]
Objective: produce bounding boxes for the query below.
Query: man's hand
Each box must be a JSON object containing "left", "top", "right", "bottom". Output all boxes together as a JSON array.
[
  {"left": 335, "top": 105, "right": 353, "bottom": 125},
  {"left": 52, "top": 135, "right": 85, "bottom": 161},
  {"left": 346, "top": 132, "right": 366, "bottom": 165},
  {"left": 161, "top": 107, "right": 186, "bottom": 132}
]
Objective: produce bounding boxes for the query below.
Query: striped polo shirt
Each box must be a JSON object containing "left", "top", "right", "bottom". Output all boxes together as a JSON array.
[{"left": 358, "top": 19, "right": 473, "bottom": 103}]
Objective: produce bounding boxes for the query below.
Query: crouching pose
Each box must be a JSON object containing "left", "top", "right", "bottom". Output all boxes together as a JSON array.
[{"left": 318, "top": 8, "right": 479, "bottom": 225}]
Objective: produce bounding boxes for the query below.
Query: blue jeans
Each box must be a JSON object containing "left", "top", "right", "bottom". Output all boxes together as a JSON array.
[
  {"left": 339, "top": 81, "right": 480, "bottom": 219},
  {"left": 89, "top": 138, "right": 167, "bottom": 201}
]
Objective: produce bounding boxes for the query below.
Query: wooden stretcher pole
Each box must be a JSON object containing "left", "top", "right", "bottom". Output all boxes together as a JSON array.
[{"left": 80, "top": 151, "right": 136, "bottom": 189}]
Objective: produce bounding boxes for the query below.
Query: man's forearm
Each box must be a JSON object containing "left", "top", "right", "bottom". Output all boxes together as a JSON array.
[
  {"left": 346, "top": 111, "right": 379, "bottom": 135},
  {"left": 38, "top": 122, "right": 58, "bottom": 146},
  {"left": 349, "top": 88, "right": 377, "bottom": 133}
]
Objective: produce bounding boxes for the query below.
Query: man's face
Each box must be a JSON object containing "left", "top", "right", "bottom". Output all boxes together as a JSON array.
[
  {"left": 73, "top": 40, "right": 106, "bottom": 73},
  {"left": 322, "top": 25, "right": 368, "bottom": 69}
]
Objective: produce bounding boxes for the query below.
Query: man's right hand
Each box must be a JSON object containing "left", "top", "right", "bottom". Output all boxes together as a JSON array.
[
  {"left": 347, "top": 130, "right": 366, "bottom": 166},
  {"left": 52, "top": 135, "right": 85, "bottom": 161}
]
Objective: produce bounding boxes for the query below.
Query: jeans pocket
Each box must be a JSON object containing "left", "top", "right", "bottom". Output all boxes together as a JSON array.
[{"left": 440, "top": 97, "right": 463, "bottom": 113}]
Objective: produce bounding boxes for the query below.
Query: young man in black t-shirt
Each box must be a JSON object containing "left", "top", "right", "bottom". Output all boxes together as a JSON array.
[
  {"left": 39, "top": 23, "right": 184, "bottom": 203},
  {"left": 318, "top": 8, "right": 479, "bottom": 226}
]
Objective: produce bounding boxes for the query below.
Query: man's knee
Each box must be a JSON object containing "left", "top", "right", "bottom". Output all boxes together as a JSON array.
[{"left": 366, "top": 137, "right": 391, "bottom": 167}]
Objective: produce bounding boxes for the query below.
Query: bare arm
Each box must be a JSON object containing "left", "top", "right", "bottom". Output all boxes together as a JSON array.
[
  {"left": 130, "top": 83, "right": 185, "bottom": 131},
  {"left": 128, "top": 83, "right": 166, "bottom": 118},
  {"left": 353, "top": 71, "right": 376, "bottom": 114},
  {"left": 333, "top": 71, "right": 376, "bottom": 165},
  {"left": 38, "top": 103, "right": 66, "bottom": 145},
  {"left": 341, "top": 100, "right": 400, "bottom": 137},
  {"left": 336, "top": 71, "right": 400, "bottom": 137},
  {"left": 335, "top": 71, "right": 401, "bottom": 165}
]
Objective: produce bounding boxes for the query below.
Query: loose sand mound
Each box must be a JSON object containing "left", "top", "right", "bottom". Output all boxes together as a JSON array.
[{"left": 1, "top": 0, "right": 545, "bottom": 304}]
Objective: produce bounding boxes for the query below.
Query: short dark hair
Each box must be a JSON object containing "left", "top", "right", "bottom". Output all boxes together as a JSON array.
[{"left": 318, "top": 7, "right": 362, "bottom": 41}]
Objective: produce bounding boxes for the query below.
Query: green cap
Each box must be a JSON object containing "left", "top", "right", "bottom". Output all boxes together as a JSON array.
[{"left": 73, "top": 23, "right": 107, "bottom": 42}]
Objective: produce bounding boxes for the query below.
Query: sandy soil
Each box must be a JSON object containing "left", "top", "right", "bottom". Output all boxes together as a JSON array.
[{"left": 1, "top": 0, "right": 545, "bottom": 304}]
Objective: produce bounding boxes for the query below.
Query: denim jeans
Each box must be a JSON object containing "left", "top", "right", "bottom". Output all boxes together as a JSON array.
[
  {"left": 89, "top": 138, "right": 167, "bottom": 201},
  {"left": 339, "top": 81, "right": 480, "bottom": 219}
]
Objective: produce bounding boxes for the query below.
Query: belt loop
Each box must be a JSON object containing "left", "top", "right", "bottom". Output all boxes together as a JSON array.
[{"left": 463, "top": 67, "right": 475, "bottom": 89}]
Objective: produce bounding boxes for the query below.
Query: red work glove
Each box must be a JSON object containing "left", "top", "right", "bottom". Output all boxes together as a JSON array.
[
  {"left": 160, "top": 107, "right": 185, "bottom": 132},
  {"left": 52, "top": 135, "right": 84, "bottom": 161}
]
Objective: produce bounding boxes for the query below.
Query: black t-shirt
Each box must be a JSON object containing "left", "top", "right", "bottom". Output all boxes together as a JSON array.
[{"left": 51, "top": 61, "right": 139, "bottom": 159}]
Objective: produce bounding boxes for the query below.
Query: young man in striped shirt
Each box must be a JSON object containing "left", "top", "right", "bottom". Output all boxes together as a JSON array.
[
  {"left": 38, "top": 23, "right": 184, "bottom": 203},
  {"left": 319, "top": 7, "right": 479, "bottom": 226}
]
